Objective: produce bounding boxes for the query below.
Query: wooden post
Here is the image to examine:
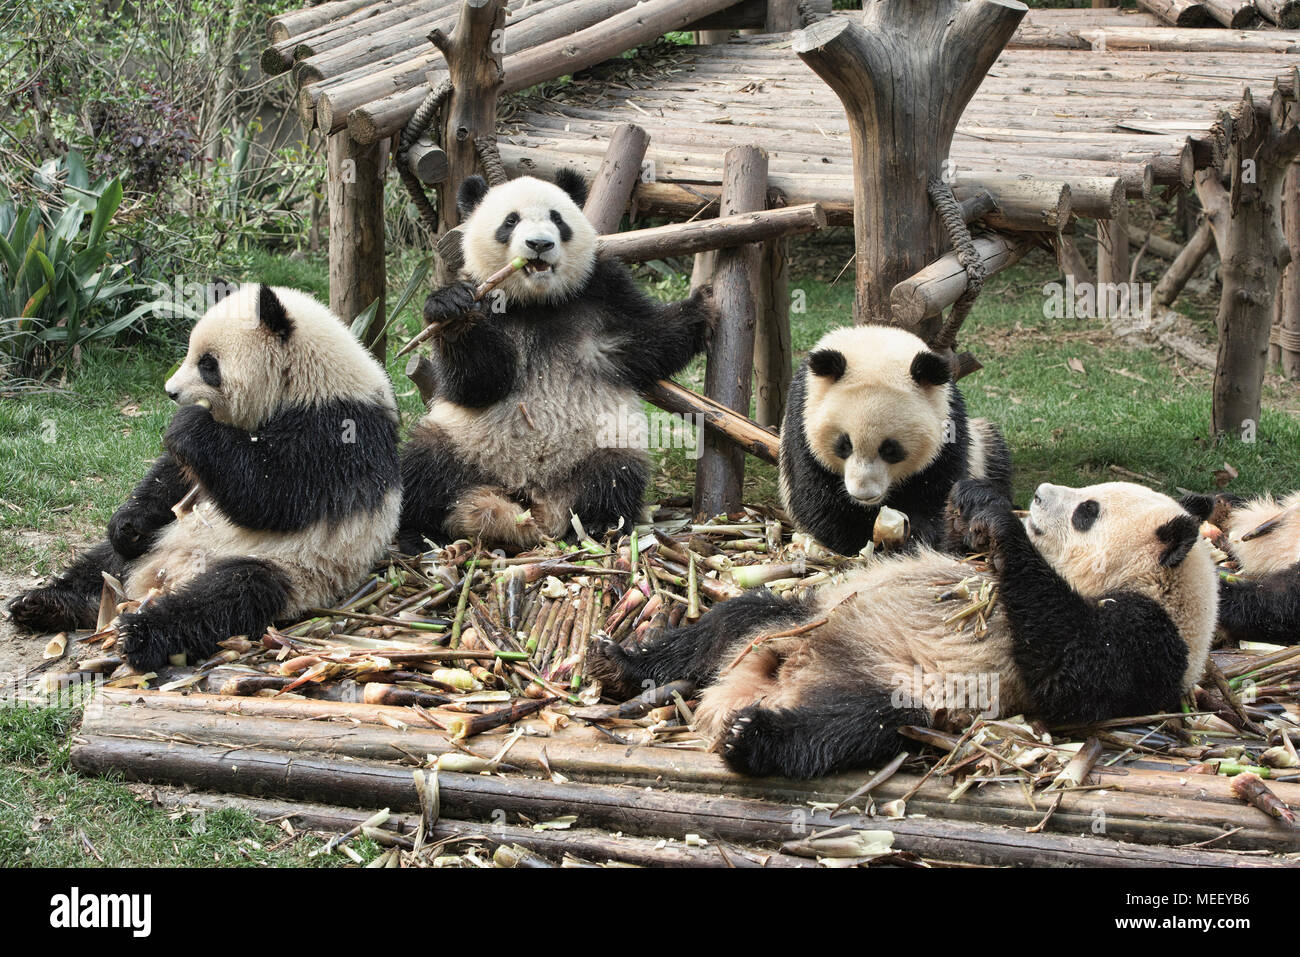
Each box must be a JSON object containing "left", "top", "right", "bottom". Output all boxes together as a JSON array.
[
  {"left": 583, "top": 123, "right": 650, "bottom": 236},
  {"left": 765, "top": 0, "right": 800, "bottom": 32},
  {"left": 431, "top": 0, "right": 507, "bottom": 285},
  {"left": 1153, "top": 217, "right": 1215, "bottom": 309},
  {"left": 327, "top": 132, "right": 387, "bottom": 358},
  {"left": 1096, "top": 202, "right": 1131, "bottom": 317},
  {"left": 793, "top": 0, "right": 1027, "bottom": 327},
  {"left": 1275, "top": 163, "right": 1300, "bottom": 378},
  {"left": 695, "top": 146, "right": 767, "bottom": 518},
  {"left": 1195, "top": 116, "right": 1300, "bottom": 436},
  {"left": 753, "top": 237, "right": 791, "bottom": 428}
]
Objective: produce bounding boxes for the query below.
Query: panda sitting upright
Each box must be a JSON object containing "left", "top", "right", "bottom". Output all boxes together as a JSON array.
[
  {"left": 7, "top": 285, "right": 401, "bottom": 670},
  {"left": 399, "top": 170, "right": 715, "bottom": 553},
  {"left": 779, "top": 324, "right": 1012, "bottom": 554}
]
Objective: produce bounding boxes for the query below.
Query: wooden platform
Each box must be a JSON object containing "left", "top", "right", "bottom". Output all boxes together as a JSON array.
[{"left": 496, "top": 13, "right": 1300, "bottom": 222}]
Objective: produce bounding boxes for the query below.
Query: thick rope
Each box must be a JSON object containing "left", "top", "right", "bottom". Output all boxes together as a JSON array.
[
  {"left": 1270, "top": 325, "right": 1300, "bottom": 355},
  {"left": 796, "top": 0, "right": 821, "bottom": 26},
  {"left": 474, "top": 136, "right": 508, "bottom": 187},
  {"left": 928, "top": 177, "right": 985, "bottom": 351},
  {"left": 395, "top": 79, "right": 453, "bottom": 235}
]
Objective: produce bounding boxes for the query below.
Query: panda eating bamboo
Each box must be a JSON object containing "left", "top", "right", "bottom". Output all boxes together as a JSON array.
[{"left": 398, "top": 170, "right": 716, "bottom": 553}]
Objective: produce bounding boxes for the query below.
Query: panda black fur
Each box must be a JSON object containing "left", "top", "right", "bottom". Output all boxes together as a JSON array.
[
  {"left": 589, "top": 479, "right": 1216, "bottom": 779},
  {"left": 398, "top": 170, "right": 714, "bottom": 553},
  {"left": 1181, "top": 491, "right": 1300, "bottom": 645},
  {"left": 780, "top": 325, "right": 1011, "bottom": 555},
  {"left": 7, "top": 284, "right": 400, "bottom": 670}
]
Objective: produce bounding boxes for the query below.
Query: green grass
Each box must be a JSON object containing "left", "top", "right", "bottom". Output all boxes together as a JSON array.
[{"left": 3, "top": 238, "right": 1299, "bottom": 866}]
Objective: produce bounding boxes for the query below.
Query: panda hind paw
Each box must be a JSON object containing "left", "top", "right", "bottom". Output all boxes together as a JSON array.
[{"left": 6, "top": 587, "right": 96, "bottom": 633}]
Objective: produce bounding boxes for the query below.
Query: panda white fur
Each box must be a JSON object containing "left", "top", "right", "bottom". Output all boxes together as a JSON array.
[
  {"left": 590, "top": 478, "right": 1216, "bottom": 779},
  {"left": 399, "top": 170, "right": 714, "bottom": 552},
  {"left": 780, "top": 325, "right": 1011, "bottom": 554},
  {"left": 8, "top": 284, "right": 401, "bottom": 670},
  {"left": 1181, "top": 491, "right": 1300, "bottom": 645}
]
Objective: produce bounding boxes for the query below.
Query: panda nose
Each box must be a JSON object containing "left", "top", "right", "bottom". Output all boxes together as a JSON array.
[
  {"left": 166, "top": 389, "right": 180, "bottom": 402},
  {"left": 525, "top": 239, "right": 554, "bottom": 254}
]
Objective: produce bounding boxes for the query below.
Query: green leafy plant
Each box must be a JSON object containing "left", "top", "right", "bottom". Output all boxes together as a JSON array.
[{"left": 0, "top": 154, "right": 152, "bottom": 379}]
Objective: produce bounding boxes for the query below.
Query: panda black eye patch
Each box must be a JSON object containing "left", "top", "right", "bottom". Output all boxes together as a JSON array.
[
  {"left": 833, "top": 434, "right": 852, "bottom": 459},
  {"left": 550, "top": 210, "right": 572, "bottom": 243},
  {"left": 1072, "top": 499, "right": 1100, "bottom": 532},
  {"left": 495, "top": 213, "right": 520, "bottom": 244},
  {"left": 879, "top": 439, "right": 905, "bottom": 464},
  {"left": 198, "top": 353, "right": 221, "bottom": 388}
]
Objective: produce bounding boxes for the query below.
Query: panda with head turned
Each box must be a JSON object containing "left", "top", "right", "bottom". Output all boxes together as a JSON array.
[
  {"left": 1181, "top": 490, "right": 1300, "bottom": 645},
  {"left": 398, "top": 170, "right": 714, "bottom": 553},
  {"left": 780, "top": 325, "right": 1011, "bottom": 554},
  {"left": 590, "top": 478, "right": 1216, "bottom": 779},
  {"left": 7, "top": 284, "right": 400, "bottom": 670}
]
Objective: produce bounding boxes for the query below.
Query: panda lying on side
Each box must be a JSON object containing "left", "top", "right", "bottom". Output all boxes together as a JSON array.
[
  {"left": 399, "top": 170, "right": 715, "bottom": 553},
  {"left": 8, "top": 285, "right": 401, "bottom": 670},
  {"left": 1181, "top": 491, "right": 1300, "bottom": 645},
  {"left": 780, "top": 325, "right": 1011, "bottom": 555},
  {"left": 589, "top": 479, "right": 1216, "bottom": 779}
]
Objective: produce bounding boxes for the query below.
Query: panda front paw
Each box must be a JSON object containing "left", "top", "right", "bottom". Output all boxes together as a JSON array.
[
  {"left": 948, "top": 479, "right": 1016, "bottom": 555},
  {"left": 1178, "top": 492, "right": 1240, "bottom": 528},
  {"left": 686, "top": 284, "right": 719, "bottom": 354},
  {"left": 162, "top": 403, "right": 213, "bottom": 464},
  {"left": 585, "top": 637, "right": 640, "bottom": 701},
  {"left": 722, "top": 705, "right": 791, "bottom": 777},
  {"left": 117, "top": 609, "right": 172, "bottom": 672},
  {"left": 422, "top": 280, "right": 483, "bottom": 336},
  {"left": 107, "top": 505, "right": 156, "bottom": 560}
]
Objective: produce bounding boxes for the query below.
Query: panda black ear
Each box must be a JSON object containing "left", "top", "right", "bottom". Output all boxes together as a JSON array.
[
  {"left": 554, "top": 168, "right": 588, "bottom": 208},
  {"left": 808, "top": 349, "right": 846, "bottom": 382},
  {"left": 910, "top": 350, "right": 952, "bottom": 388},
  {"left": 209, "top": 278, "right": 236, "bottom": 305},
  {"left": 1156, "top": 513, "right": 1199, "bottom": 567},
  {"left": 258, "top": 285, "right": 293, "bottom": 342},
  {"left": 457, "top": 176, "right": 489, "bottom": 219}
]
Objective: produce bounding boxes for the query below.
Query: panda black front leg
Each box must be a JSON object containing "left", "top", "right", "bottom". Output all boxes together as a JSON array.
[
  {"left": 422, "top": 279, "right": 483, "bottom": 332},
  {"left": 117, "top": 558, "right": 292, "bottom": 671},
  {"left": 397, "top": 423, "right": 496, "bottom": 553},
  {"left": 586, "top": 590, "right": 810, "bottom": 701},
  {"left": 723, "top": 688, "right": 928, "bottom": 779},
  {"left": 7, "top": 540, "right": 128, "bottom": 633},
  {"left": 107, "top": 453, "right": 191, "bottom": 559}
]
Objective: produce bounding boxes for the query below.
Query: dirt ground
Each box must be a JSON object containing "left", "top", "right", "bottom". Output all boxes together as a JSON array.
[{"left": 0, "top": 532, "right": 76, "bottom": 679}]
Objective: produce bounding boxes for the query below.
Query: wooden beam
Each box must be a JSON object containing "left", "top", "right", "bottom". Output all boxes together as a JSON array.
[
  {"left": 327, "top": 132, "right": 386, "bottom": 358},
  {"left": 1153, "top": 217, "right": 1215, "bottom": 308},
  {"left": 596, "top": 203, "right": 825, "bottom": 262},
  {"left": 793, "top": 0, "right": 1027, "bottom": 325},
  {"left": 1258, "top": 0, "right": 1300, "bottom": 27},
  {"left": 891, "top": 233, "right": 1032, "bottom": 329},
  {"left": 643, "top": 379, "right": 779, "bottom": 464},
  {"left": 582, "top": 123, "right": 650, "bottom": 236},
  {"left": 1202, "top": 0, "right": 1262, "bottom": 27},
  {"left": 695, "top": 145, "right": 768, "bottom": 516},
  {"left": 1137, "top": 0, "right": 1211, "bottom": 25}
]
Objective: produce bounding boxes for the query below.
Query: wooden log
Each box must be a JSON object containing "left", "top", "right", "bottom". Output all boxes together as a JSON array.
[
  {"left": 149, "top": 789, "right": 818, "bottom": 867},
  {"left": 1097, "top": 201, "right": 1131, "bottom": 303},
  {"left": 695, "top": 146, "right": 767, "bottom": 516},
  {"left": 1126, "top": 225, "right": 1185, "bottom": 261},
  {"left": 891, "top": 233, "right": 1032, "bottom": 329},
  {"left": 269, "top": 0, "right": 381, "bottom": 42},
  {"left": 643, "top": 379, "right": 779, "bottom": 465},
  {"left": 1257, "top": 0, "right": 1300, "bottom": 26},
  {"left": 1137, "top": 0, "right": 1211, "bottom": 25},
  {"left": 793, "top": 0, "right": 1027, "bottom": 325},
  {"left": 1196, "top": 117, "right": 1300, "bottom": 434},
  {"left": 1058, "top": 233, "right": 1096, "bottom": 287},
  {"left": 1202, "top": 0, "right": 1262, "bottom": 27},
  {"left": 266, "top": 0, "right": 451, "bottom": 74},
  {"left": 70, "top": 735, "right": 1296, "bottom": 864},
  {"left": 596, "top": 203, "right": 825, "bottom": 262},
  {"left": 406, "top": 136, "right": 449, "bottom": 185},
  {"left": 327, "top": 133, "right": 386, "bottom": 359},
  {"left": 432, "top": 0, "right": 507, "bottom": 286},
  {"left": 950, "top": 174, "right": 1073, "bottom": 231},
  {"left": 505, "top": 0, "right": 742, "bottom": 94},
  {"left": 582, "top": 123, "right": 651, "bottom": 236},
  {"left": 1153, "top": 217, "right": 1215, "bottom": 307},
  {"left": 753, "top": 237, "right": 791, "bottom": 429},
  {"left": 1081, "top": 27, "right": 1300, "bottom": 54},
  {"left": 1274, "top": 161, "right": 1300, "bottom": 377}
]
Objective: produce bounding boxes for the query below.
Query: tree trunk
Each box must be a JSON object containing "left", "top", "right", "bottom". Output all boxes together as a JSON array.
[
  {"left": 432, "top": 0, "right": 507, "bottom": 286},
  {"left": 327, "top": 133, "right": 387, "bottom": 357},
  {"left": 695, "top": 146, "right": 767, "bottom": 517},
  {"left": 792, "top": 0, "right": 1026, "bottom": 326}
]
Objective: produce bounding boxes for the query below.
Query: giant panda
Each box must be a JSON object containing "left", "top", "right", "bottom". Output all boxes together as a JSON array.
[
  {"left": 589, "top": 478, "right": 1216, "bottom": 779},
  {"left": 7, "top": 284, "right": 400, "bottom": 670},
  {"left": 398, "top": 170, "right": 714, "bottom": 553},
  {"left": 779, "top": 325, "right": 1011, "bottom": 554},
  {"left": 1181, "top": 491, "right": 1300, "bottom": 645}
]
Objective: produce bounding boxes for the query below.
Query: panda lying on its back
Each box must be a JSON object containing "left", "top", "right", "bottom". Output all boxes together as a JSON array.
[
  {"left": 590, "top": 479, "right": 1216, "bottom": 779},
  {"left": 1181, "top": 491, "right": 1300, "bottom": 645},
  {"left": 780, "top": 325, "right": 1011, "bottom": 554},
  {"left": 8, "top": 285, "right": 401, "bottom": 670},
  {"left": 399, "top": 170, "right": 714, "bottom": 553}
]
